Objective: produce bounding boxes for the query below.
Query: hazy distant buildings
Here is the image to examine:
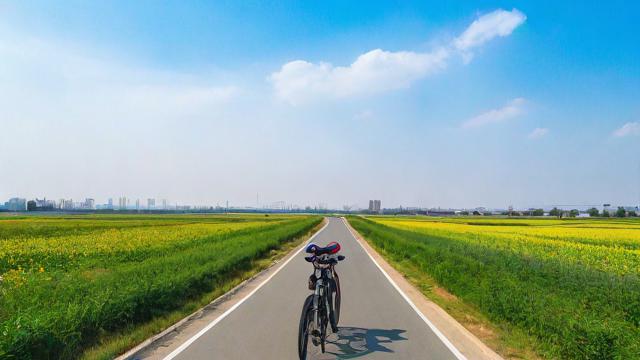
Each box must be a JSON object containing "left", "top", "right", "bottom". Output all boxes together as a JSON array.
[
  {"left": 62, "top": 199, "right": 74, "bottom": 210},
  {"left": 83, "top": 198, "right": 95, "bottom": 209},
  {"left": 162, "top": 199, "right": 167, "bottom": 210},
  {"left": 368, "top": 200, "right": 381, "bottom": 213},
  {"left": 6, "top": 198, "right": 27, "bottom": 211},
  {"left": 147, "top": 198, "right": 155, "bottom": 209},
  {"left": 35, "top": 198, "right": 57, "bottom": 210},
  {"left": 118, "top": 197, "right": 127, "bottom": 210}
]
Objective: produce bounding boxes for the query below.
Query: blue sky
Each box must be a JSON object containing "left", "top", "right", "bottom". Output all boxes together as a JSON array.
[{"left": 1, "top": 1, "right": 638, "bottom": 209}]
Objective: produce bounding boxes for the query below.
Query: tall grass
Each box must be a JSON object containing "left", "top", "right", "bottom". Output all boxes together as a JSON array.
[
  {"left": 0, "top": 215, "right": 321, "bottom": 359},
  {"left": 348, "top": 216, "right": 640, "bottom": 359}
]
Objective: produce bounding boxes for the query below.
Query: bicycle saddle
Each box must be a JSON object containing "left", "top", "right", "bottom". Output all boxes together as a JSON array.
[{"left": 305, "top": 241, "right": 341, "bottom": 255}]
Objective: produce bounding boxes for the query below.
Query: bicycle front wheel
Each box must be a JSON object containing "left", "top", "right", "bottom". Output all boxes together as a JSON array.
[{"left": 298, "top": 294, "right": 314, "bottom": 360}]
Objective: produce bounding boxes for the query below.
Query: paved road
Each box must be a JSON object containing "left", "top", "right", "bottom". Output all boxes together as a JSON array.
[{"left": 166, "top": 217, "right": 458, "bottom": 360}]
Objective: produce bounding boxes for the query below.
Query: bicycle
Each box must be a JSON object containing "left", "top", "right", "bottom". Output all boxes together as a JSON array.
[{"left": 297, "top": 242, "right": 345, "bottom": 360}]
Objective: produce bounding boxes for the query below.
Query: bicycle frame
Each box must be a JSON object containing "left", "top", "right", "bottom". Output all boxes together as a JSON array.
[{"left": 312, "top": 266, "right": 333, "bottom": 335}]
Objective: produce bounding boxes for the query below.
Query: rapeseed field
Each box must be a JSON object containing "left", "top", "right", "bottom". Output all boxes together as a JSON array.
[
  {"left": 0, "top": 214, "right": 321, "bottom": 359},
  {"left": 348, "top": 216, "right": 640, "bottom": 359}
]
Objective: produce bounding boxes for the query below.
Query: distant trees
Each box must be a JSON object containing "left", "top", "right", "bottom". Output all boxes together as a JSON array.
[
  {"left": 532, "top": 209, "right": 544, "bottom": 216},
  {"left": 444, "top": 206, "right": 635, "bottom": 218}
]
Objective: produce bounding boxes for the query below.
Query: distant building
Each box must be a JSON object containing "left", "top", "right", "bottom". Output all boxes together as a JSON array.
[
  {"left": 6, "top": 198, "right": 27, "bottom": 211},
  {"left": 118, "top": 197, "right": 127, "bottom": 210},
  {"left": 368, "top": 200, "right": 381, "bottom": 213},
  {"left": 83, "top": 198, "right": 95, "bottom": 209},
  {"left": 62, "top": 199, "right": 74, "bottom": 210},
  {"left": 147, "top": 198, "right": 155, "bottom": 209},
  {"left": 34, "top": 198, "right": 57, "bottom": 210},
  {"left": 135, "top": 199, "right": 140, "bottom": 210},
  {"left": 107, "top": 198, "right": 113, "bottom": 209},
  {"left": 162, "top": 199, "right": 167, "bottom": 210}
]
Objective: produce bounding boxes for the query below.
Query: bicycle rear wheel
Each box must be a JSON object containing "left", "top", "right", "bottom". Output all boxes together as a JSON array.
[{"left": 331, "top": 271, "right": 341, "bottom": 328}]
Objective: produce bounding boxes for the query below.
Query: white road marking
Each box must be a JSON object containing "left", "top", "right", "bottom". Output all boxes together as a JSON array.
[
  {"left": 162, "top": 220, "right": 330, "bottom": 360},
  {"left": 342, "top": 217, "right": 467, "bottom": 360}
]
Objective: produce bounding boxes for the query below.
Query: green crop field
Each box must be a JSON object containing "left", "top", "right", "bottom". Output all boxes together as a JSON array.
[
  {"left": 347, "top": 216, "right": 640, "bottom": 359},
  {"left": 0, "top": 214, "right": 321, "bottom": 359}
]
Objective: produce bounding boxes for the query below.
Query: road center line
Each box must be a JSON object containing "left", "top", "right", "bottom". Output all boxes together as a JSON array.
[
  {"left": 342, "top": 217, "right": 467, "bottom": 360},
  {"left": 162, "top": 220, "right": 330, "bottom": 360}
]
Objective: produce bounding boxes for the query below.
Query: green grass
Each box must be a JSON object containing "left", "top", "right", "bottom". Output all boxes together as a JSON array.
[
  {"left": 0, "top": 214, "right": 322, "bottom": 359},
  {"left": 373, "top": 253, "right": 542, "bottom": 359},
  {"left": 348, "top": 216, "right": 640, "bottom": 359},
  {"left": 81, "top": 219, "right": 324, "bottom": 360}
]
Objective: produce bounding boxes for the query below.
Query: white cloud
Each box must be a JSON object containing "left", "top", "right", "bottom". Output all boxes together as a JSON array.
[
  {"left": 528, "top": 127, "right": 549, "bottom": 139},
  {"left": 270, "top": 8, "right": 526, "bottom": 104},
  {"left": 0, "top": 29, "right": 239, "bottom": 126},
  {"left": 462, "top": 98, "right": 525, "bottom": 129},
  {"left": 612, "top": 122, "right": 640, "bottom": 137},
  {"left": 455, "top": 9, "right": 526, "bottom": 62},
  {"left": 270, "top": 48, "right": 449, "bottom": 104}
]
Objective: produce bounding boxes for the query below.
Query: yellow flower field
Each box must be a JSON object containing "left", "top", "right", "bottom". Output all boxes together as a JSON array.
[
  {"left": 0, "top": 214, "right": 321, "bottom": 359},
  {"left": 348, "top": 215, "right": 640, "bottom": 359}
]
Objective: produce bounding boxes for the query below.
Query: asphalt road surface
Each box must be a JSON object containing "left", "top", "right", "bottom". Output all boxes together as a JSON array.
[{"left": 166, "top": 217, "right": 459, "bottom": 360}]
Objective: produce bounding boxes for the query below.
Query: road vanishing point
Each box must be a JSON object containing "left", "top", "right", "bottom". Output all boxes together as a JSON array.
[{"left": 140, "top": 217, "right": 461, "bottom": 360}]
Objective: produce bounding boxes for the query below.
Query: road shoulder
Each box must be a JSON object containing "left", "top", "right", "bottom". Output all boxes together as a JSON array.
[{"left": 342, "top": 217, "right": 503, "bottom": 360}]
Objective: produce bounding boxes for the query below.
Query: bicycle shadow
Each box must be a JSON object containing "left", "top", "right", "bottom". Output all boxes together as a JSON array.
[{"left": 325, "top": 327, "right": 407, "bottom": 359}]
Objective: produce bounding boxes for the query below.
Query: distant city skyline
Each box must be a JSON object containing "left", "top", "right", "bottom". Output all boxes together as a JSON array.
[
  {"left": 2, "top": 194, "right": 638, "bottom": 213},
  {"left": 0, "top": 195, "right": 335, "bottom": 212},
  {"left": 1, "top": 2, "right": 638, "bottom": 209}
]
